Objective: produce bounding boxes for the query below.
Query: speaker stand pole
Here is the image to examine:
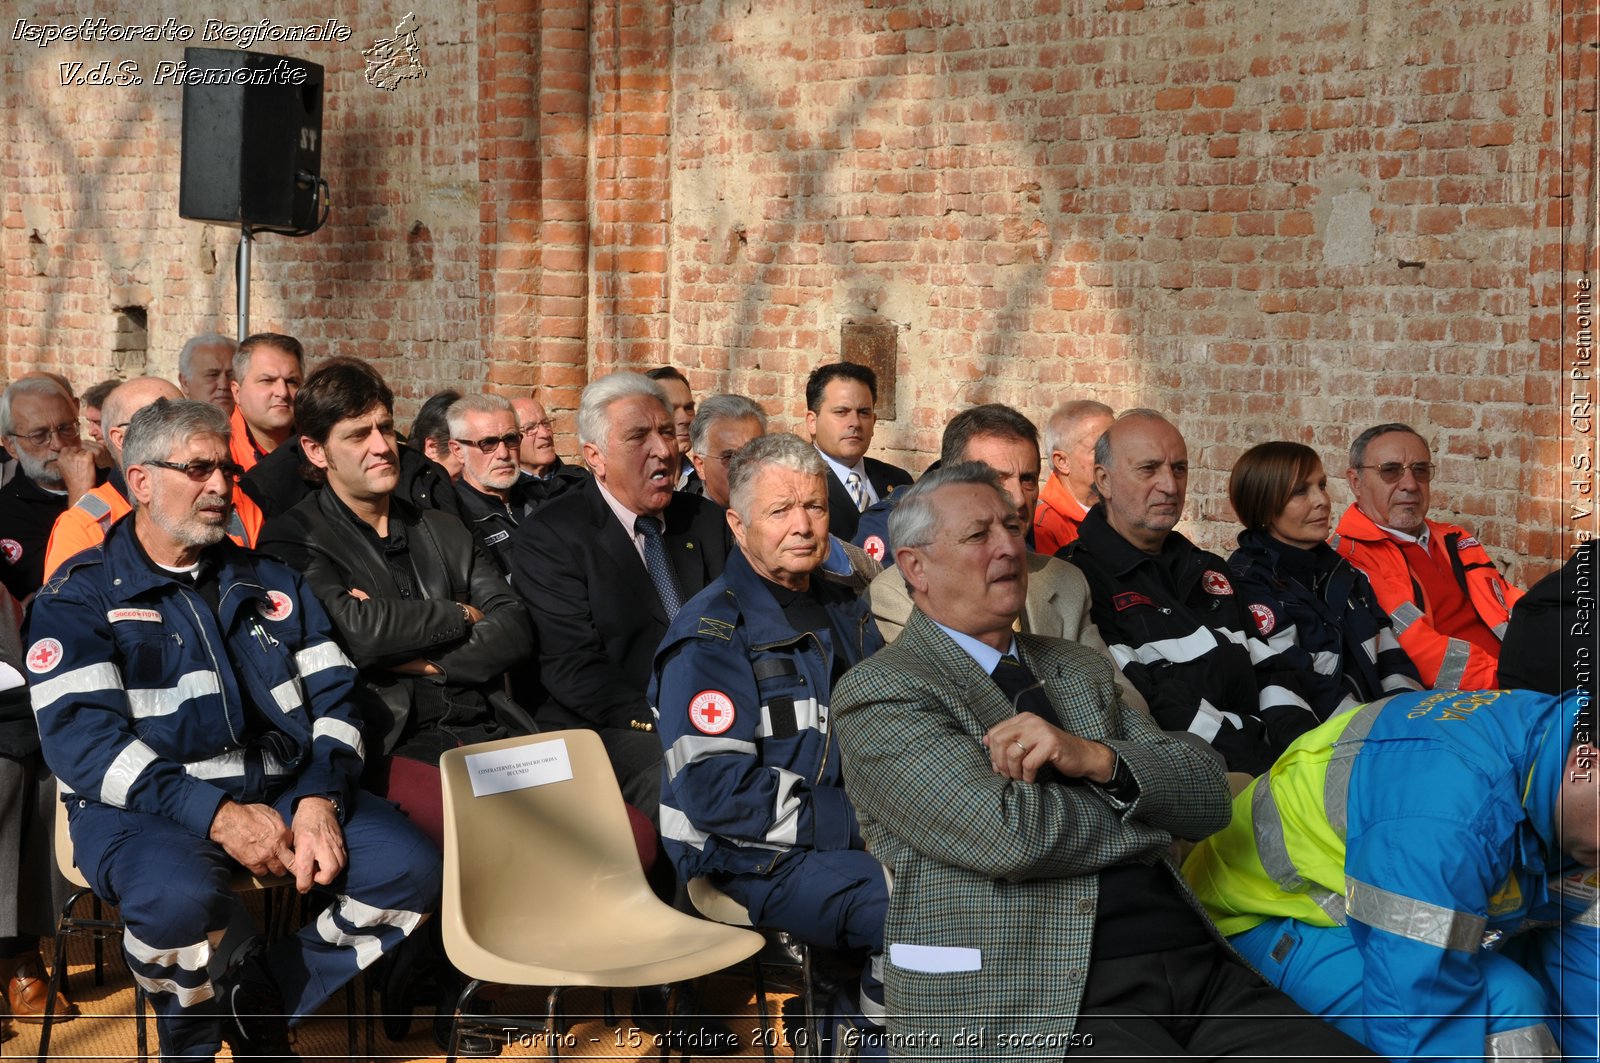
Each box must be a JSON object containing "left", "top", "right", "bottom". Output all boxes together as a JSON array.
[{"left": 236, "top": 226, "right": 252, "bottom": 339}]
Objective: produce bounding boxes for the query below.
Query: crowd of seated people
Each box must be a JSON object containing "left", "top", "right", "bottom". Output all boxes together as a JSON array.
[{"left": 3, "top": 338, "right": 1590, "bottom": 1063}]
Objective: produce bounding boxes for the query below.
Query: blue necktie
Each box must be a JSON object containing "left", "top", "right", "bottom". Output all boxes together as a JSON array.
[{"left": 635, "top": 515, "right": 683, "bottom": 619}]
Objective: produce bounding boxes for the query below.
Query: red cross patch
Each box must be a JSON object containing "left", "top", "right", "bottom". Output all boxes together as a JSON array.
[
  {"left": 1248, "top": 602, "right": 1276, "bottom": 636},
  {"left": 1201, "top": 570, "right": 1234, "bottom": 596},
  {"left": 260, "top": 590, "right": 294, "bottom": 622},
  {"left": 26, "top": 638, "right": 63, "bottom": 674},
  {"left": 862, "top": 535, "right": 886, "bottom": 562},
  {"left": 0, "top": 539, "right": 21, "bottom": 565},
  {"left": 688, "top": 690, "right": 736, "bottom": 735}
]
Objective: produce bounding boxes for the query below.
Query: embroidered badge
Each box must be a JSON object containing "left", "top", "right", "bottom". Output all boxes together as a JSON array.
[
  {"left": 1201, "top": 570, "right": 1233, "bottom": 596},
  {"left": 862, "top": 535, "right": 886, "bottom": 562},
  {"left": 26, "top": 638, "right": 63, "bottom": 674},
  {"left": 688, "top": 690, "right": 736, "bottom": 735},
  {"left": 0, "top": 539, "right": 21, "bottom": 565},
  {"left": 1112, "top": 591, "right": 1157, "bottom": 611},
  {"left": 1458, "top": 536, "right": 1480, "bottom": 550},
  {"left": 108, "top": 608, "right": 163, "bottom": 624},
  {"left": 1248, "top": 602, "right": 1276, "bottom": 636},
  {"left": 260, "top": 590, "right": 294, "bottom": 622},
  {"left": 696, "top": 617, "right": 735, "bottom": 641}
]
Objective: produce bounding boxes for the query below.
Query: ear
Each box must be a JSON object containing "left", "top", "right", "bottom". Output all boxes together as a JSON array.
[
  {"left": 125, "top": 463, "right": 154, "bottom": 508},
  {"left": 690, "top": 450, "right": 709, "bottom": 482},
  {"left": 1050, "top": 449, "right": 1071, "bottom": 477},
  {"left": 448, "top": 439, "right": 466, "bottom": 462},
  {"left": 1093, "top": 463, "right": 1112, "bottom": 503},
  {"left": 896, "top": 546, "right": 929, "bottom": 598},
  {"left": 1345, "top": 466, "right": 1361, "bottom": 498},
  {"left": 581, "top": 440, "right": 605, "bottom": 479},
  {"left": 804, "top": 408, "right": 818, "bottom": 439},
  {"left": 302, "top": 436, "right": 331, "bottom": 471},
  {"left": 725, "top": 505, "right": 748, "bottom": 553},
  {"left": 107, "top": 424, "right": 128, "bottom": 457},
  {"left": 230, "top": 378, "right": 242, "bottom": 403}
]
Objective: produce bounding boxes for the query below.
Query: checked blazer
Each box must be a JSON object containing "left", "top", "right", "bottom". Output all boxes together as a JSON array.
[{"left": 831, "top": 609, "right": 1234, "bottom": 1057}]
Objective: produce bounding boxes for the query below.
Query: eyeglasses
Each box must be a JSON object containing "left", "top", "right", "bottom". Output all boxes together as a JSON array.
[
  {"left": 456, "top": 433, "right": 523, "bottom": 454},
  {"left": 520, "top": 420, "right": 553, "bottom": 436},
  {"left": 1354, "top": 462, "right": 1436, "bottom": 484},
  {"left": 143, "top": 459, "right": 246, "bottom": 481},
  {"left": 7, "top": 422, "right": 79, "bottom": 448}
]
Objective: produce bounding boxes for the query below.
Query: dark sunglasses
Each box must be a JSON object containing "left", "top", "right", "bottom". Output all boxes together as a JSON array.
[
  {"left": 1354, "top": 462, "right": 1436, "bottom": 484},
  {"left": 456, "top": 433, "right": 523, "bottom": 455},
  {"left": 143, "top": 459, "right": 246, "bottom": 482}
]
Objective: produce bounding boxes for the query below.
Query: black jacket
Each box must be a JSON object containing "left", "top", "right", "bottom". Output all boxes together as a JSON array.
[
  {"left": 257, "top": 488, "right": 533, "bottom": 762},
  {"left": 1499, "top": 541, "right": 1599, "bottom": 694},
  {"left": 510, "top": 478, "right": 733, "bottom": 732}
]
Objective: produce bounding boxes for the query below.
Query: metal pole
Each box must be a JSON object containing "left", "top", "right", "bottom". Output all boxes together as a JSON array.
[{"left": 236, "top": 227, "right": 252, "bottom": 339}]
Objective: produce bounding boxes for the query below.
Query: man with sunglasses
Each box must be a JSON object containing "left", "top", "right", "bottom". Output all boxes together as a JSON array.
[
  {"left": 448, "top": 394, "right": 541, "bottom": 577},
  {"left": 0, "top": 375, "right": 106, "bottom": 603},
  {"left": 1334, "top": 423, "right": 1523, "bottom": 690},
  {"left": 28, "top": 397, "right": 439, "bottom": 1063}
]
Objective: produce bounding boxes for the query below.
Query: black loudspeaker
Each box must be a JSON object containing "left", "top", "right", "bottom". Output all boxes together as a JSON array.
[{"left": 179, "top": 48, "right": 324, "bottom": 232}]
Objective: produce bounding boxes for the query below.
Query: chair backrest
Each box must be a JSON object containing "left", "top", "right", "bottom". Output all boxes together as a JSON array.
[
  {"left": 439, "top": 730, "right": 657, "bottom": 955},
  {"left": 54, "top": 783, "right": 90, "bottom": 889}
]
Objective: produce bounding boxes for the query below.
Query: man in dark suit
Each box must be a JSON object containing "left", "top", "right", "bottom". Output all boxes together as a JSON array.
[
  {"left": 830, "top": 462, "right": 1374, "bottom": 1060},
  {"left": 509, "top": 371, "right": 732, "bottom": 816},
  {"left": 804, "top": 362, "right": 913, "bottom": 540}
]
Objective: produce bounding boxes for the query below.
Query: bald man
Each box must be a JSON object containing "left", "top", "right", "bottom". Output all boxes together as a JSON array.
[{"left": 43, "top": 382, "right": 263, "bottom": 580}]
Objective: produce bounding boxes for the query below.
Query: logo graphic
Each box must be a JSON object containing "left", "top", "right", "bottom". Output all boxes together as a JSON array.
[
  {"left": 26, "top": 638, "right": 64, "bottom": 674},
  {"left": 1248, "top": 603, "right": 1276, "bottom": 636},
  {"left": 688, "top": 690, "right": 736, "bottom": 735},
  {"left": 260, "top": 590, "right": 294, "bottom": 622},
  {"left": 1201, "top": 570, "right": 1233, "bottom": 596},
  {"left": 862, "top": 535, "right": 885, "bottom": 562},
  {"left": 0, "top": 539, "right": 21, "bottom": 565},
  {"left": 363, "top": 12, "right": 427, "bottom": 91}
]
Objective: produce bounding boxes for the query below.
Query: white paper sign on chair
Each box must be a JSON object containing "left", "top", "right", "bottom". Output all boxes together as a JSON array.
[{"left": 464, "top": 739, "right": 574, "bottom": 797}]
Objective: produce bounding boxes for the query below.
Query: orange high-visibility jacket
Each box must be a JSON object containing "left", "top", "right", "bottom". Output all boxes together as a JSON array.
[{"left": 43, "top": 480, "right": 263, "bottom": 582}]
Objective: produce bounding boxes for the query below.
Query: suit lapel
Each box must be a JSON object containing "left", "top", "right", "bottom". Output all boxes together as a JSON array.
[
  {"left": 1021, "top": 635, "right": 1113, "bottom": 741},
  {"left": 902, "top": 610, "right": 1019, "bottom": 736}
]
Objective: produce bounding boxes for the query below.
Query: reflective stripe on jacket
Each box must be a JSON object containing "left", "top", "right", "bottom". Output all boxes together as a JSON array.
[{"left": 1331, "top": 506, "right": 1521, "bottom": 690}]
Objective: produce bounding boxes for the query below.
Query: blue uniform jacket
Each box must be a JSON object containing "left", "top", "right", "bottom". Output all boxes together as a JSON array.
[
  {"left": 650, "top": 548, "right": 883, "bottom": 881},
  {"left": 27, "top": 520, "right": 366, "bottom": 840},
  {"left": 1341, "top": 688, "right": 1596, "bottom": 1061}
]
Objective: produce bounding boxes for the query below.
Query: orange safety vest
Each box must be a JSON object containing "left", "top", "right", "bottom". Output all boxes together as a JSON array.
[
  {"left": 1331, "top": 506, "right": 1522, "bottom": 690},
  {"left": 1032, "top": 475, "right": 1090, "bottom": 556},
  {"left": 43, "top": 480, "right": 264, "bottom": 581},
  {"left": 228, "top": 406, "right": 274, "bottom": 473}
]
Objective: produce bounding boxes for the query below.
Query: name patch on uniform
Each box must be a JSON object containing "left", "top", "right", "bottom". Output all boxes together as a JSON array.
[
  {"left": 260, "top": 590, "right": 294, "bottom": 622},
  {"left": 0, "top": 539, "right": 21, "bottom": 565},
  {"left": 1113, "top": 591, "right": 1156, "bottom": 611},
  {"left": 688, "top": 690, "right": 736, "bottom": 735},
  {"left": 1458, "top": 536, "right": 1480, "bottom": 550},
  {"left": 1248, "top": 603, "right": 1276, "bottom": 636},
  {"left": 484, "top": 531, "right": 510, "bottom": 547},
  {"left": 862, "top": 535, "right": 886, "bottom": 562},
  {"left": 1201, "top": 570, "right": 1233, "bottom": 596},
  {"left": 108, "top": 608, "right": 163, "bottom": 624},
  {"left": 26, "top": 638, "right": 63, "bottom": 674}
]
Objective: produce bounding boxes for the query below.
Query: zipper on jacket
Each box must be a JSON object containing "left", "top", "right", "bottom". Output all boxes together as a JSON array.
[{"left": 182, "top": 592, "right": 242, "bottom": 746}]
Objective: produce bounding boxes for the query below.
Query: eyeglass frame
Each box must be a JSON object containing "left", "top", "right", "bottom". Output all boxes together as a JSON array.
[
  {"left": 1352, "top": 461, "right": 1436, "bottom": 484},
  {"left": 454, "top": 433, "right": 524, "bottom": 455},
  {"left": 5, "top": 422, "right": 80, "bottom": 448},
  {"left": 141, "top": 458, "right": 247, "bottom": 482}
]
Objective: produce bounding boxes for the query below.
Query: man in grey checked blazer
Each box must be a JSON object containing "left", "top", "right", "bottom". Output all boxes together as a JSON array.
[{"left": 831, "top": 463, "right": 1372, "bottom": 1059}]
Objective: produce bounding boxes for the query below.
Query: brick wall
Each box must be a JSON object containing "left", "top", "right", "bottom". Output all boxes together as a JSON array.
[{"left": 3, "top": 0, "right": 1594, "bottom": 582}]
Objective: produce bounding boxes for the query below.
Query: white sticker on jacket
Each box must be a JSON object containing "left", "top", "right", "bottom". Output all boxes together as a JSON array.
[{"left": 108, "top": 608, "right": 163, "bottom": 624}]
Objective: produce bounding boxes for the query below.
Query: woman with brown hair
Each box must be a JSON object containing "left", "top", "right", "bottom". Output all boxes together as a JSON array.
[{"left": 1228, "top": 442, "right": 1423, "bottom": 718}]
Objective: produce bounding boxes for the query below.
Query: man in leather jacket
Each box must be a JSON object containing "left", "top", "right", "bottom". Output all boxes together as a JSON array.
[{"left": 256, "top": 358, "right": 533, "bottom": 848}]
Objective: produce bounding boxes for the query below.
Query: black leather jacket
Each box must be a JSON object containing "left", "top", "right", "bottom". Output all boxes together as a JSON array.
[{"left": 257, "top": 488, "right": 534, "bottom": 761}]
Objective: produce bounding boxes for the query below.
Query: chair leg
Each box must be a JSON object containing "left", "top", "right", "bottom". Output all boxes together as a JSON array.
[
  {"left": 37, "top": 887, "right": 91, "bottom": 1063},
  {"left": 91, "top": 894, "right": 106, "bottom": 985},
  {"left": 446, "top": 977, "right": 483, "bottom": 1063},
  {"left": 751, "top": 956, "right": 775, "bottom": 1063},
  {"left": 344, "top": 980, "right": 358, "bottom": 1063},
  {"left": 801, "top": 945, "right": 817, "bottom": 1060},
  {"left": 545, "top": 987, "right": 562, "bottom": 1061},
  {"left": 135, "top": 984, "right": 150, "bottom": 1063}
]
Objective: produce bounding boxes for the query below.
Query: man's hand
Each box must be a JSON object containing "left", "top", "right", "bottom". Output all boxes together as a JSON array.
[
  {"left": 983, "top": 715, "right": 1117, "bottom": 785},
  {"left": 289, "top": 796, "right": 347, "bottom": 894},
  {"left": 209, "top": 799, "right": 295, "bottom": 878},
  {"left": 57, "top": 444, "right": 102, "bottom": 504},
  {"left": 391, "top": 658, "right": 444, "bottom": 676},
  {"left": 460, "top": 603, "right": 485, "bottom": 624}
]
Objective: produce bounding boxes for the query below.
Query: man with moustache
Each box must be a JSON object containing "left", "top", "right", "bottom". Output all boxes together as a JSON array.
[
  {"left": 1064, "top": 411, "right": 1320, "bottom": 775},
  {"left": 228, "top": 333, "right": 304, "bottom": 471},
  {"left": 42, "top": 377, "right": 265, "bottom": 582},
  {"left": 177, "top": 333, "right": 237, "bottom": 414},
  {"left": 0, "top": 375, "right": 106, "bottom": 602},
  {"left": 448, "top": 394, "right": 541, "bottom": 576},
  {"left": 28, "top": 398, "right": 438, "bottom": 1062},
  {"left": 1333, "top": 423, "right": 1522, "bottom": 690},
  {"left": 511, "top": 394, "right": 587, "bottom": 503}
]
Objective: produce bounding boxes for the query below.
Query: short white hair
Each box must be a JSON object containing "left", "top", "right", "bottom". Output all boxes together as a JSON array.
[
  {"left": 178, "top": 333, "right": 236, "bottom": 379},
  {"left": 446, "top": 393, "right": 516, "bottom": 439},
  {"left": 576, "top": 372, "right": 669, "bottom": 453}
]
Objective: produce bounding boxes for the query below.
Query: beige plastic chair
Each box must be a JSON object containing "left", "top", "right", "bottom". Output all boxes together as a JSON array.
[{"left": 439, "top": 731, "right": 764, "bottom": 1061}]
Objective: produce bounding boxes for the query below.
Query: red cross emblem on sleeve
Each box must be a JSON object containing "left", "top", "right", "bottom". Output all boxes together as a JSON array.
[
  {"left": 26, "top": 638, "right": 64, "bottom": 674},
  {"left": 688, "top": 690, "right": 736, "bottom": 735}
]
